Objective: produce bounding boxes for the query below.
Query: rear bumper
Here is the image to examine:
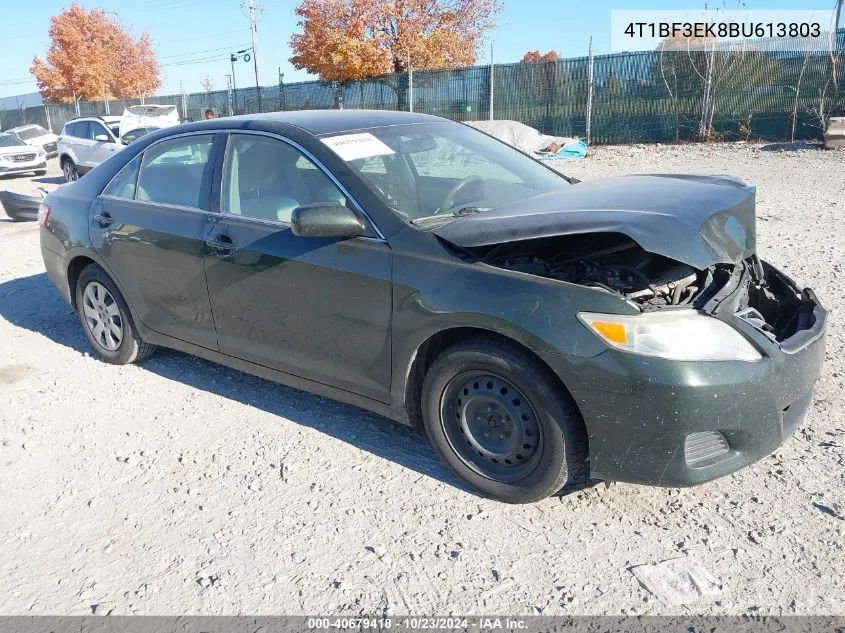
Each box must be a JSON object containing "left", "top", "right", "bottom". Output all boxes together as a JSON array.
[
  {"left": 41, "top": 238, "right": 72, "bottom": 306},
  {"left": 541, "top": 280, "right": 827, "bottom": 487}
]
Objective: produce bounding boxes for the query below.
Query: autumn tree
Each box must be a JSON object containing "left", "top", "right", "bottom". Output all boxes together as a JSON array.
[
  {"left": 289, "top": 0, "right": 502, "bottom": 108},
  {"left": 31, "top": 3, "right": 160, "bottom": 104},
  {"left": 521, "top": 51, "right": 560, "bottom": 63}
]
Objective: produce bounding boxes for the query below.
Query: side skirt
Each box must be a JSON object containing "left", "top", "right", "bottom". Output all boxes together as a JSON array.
[{"left": 140, "top": 328, "right": 411, "bottom": 426}]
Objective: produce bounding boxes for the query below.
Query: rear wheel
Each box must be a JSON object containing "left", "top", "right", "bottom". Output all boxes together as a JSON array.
[
  {"left": 75, "top": 264, "right": 156, "bottom": 365},
  {"left": 421, "top": 337, "right": 588, "bottom": 503},
  {"left": 61, "top": 158, "right": 78, "bottom": 182}
]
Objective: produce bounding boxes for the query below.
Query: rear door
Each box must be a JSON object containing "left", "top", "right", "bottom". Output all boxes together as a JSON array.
[
  {"left": 202, "top": 132, "right": 393, "bottom": 400},
  {"left": 89, "top": 133, "right": 222, "bottom": 349}
]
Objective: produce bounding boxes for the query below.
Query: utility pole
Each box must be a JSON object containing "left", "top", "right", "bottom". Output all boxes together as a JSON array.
[
  {"left": 225, "top": 74, "right": 234, "bottom": 116},
  {"left": 247, "top": 0, "right": 262, "bottom": 112}
]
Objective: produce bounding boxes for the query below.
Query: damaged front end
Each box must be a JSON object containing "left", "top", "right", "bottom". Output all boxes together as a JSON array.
[{"left": 461, "top": 232, "right": 819, "bottom": 347}]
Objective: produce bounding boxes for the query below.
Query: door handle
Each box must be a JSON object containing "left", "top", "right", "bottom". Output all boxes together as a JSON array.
[
  {"left": 93, "top": 212, "right": 113, "bottom": 227},
  {"left": 205, "top": 235, "right": 238, "bottom": 257}
]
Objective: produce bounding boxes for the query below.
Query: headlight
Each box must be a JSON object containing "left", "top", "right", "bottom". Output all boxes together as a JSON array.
[{"left": 577, "top": 309, "right": 762, "bottom": 361}]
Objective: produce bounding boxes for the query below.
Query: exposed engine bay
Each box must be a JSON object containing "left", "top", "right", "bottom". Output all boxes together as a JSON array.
[{"left": 459, "top": 232, "right": 816, "bottom": 343}]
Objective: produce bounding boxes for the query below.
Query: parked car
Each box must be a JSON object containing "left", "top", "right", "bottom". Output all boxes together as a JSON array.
[
  {"left": 120, "top": 126, "right": 161, "bottom": 145},
  {"left": 57, "top": 115, "right": 123, "bottom": 182},
  {"left": 7, "top": 123, "right": 59, "bottom": 158},
  {"left": 0, "top": 132, "right": 47, "bottom": 177},
  {"left": 38, "top": 111, "right": 826, "bottom": 503}
]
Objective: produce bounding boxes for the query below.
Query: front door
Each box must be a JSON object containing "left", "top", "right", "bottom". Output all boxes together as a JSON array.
[
  {"left": 87, "top": 120, "right": 121, "bottom": 166},
  {"left": 89, "top": 133, "right": 220, "bottom": 349},
  {"left": 203, "top": 132, "right": 393, "bottom": 400}
]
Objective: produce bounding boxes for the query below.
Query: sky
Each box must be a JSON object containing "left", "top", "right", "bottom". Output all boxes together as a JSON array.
[{"left": 0, "top": 0, "right": 840, "bottom": 100}]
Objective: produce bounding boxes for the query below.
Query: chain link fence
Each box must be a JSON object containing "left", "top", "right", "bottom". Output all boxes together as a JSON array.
[{"left": 3, "top": 29, "right": 843, "bottom": 145}]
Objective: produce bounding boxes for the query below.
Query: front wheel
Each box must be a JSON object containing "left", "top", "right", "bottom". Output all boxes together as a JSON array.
[
  {"left": 421, "top": 337, "right": 588, "bottom": 503},
  {"left": 75, "top": 263, "right": 156, "bottom": 365},
  {"left": 62, "top": 158, "right": 79, "bottom": 182}
]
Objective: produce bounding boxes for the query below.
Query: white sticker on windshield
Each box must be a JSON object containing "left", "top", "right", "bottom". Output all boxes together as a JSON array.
[{"left": 321, "top": 132, "right": 394, "bottom": 161}]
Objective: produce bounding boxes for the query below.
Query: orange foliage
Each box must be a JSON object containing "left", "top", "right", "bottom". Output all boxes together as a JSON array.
[
  {"left": 31, "top": 3, "right": 160, "bottom": 103},
  {"left": 290, "top": 0, "right": 502, "bottom": 82},
  {"left": 521, "top": 50, "right": 561, "bottom": 63}
]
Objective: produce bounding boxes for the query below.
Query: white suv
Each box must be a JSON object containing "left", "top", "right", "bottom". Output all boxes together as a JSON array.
[{"left": 57, "top": 115, "right": 124, "bottom": 182}]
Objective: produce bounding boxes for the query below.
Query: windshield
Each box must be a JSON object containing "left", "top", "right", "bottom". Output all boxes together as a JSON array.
[
  {"left": 327, "top": 121, "right": 570, "bottom": 222},
  {"left": 109, "top": 124, "right": 121, "bottom": 137},
  {"left": 0, "top": 134, "right": 26, "bottom": 147},
  {"left": 15, "top": 126, "right": 48, "bottom": 141}
]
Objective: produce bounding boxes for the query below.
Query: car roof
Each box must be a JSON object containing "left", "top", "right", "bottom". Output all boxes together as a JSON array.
[
  {"left": 215, "top": 109, "right": 445, "bottom": 136},
  {"left": 8, "top": 124, "right": 43, "bottom": 131},
  {"left": 66, "top": 115, "right": 122, "bottom": 124}
]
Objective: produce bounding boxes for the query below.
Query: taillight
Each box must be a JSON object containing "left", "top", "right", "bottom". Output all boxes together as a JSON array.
[{"left": 37, "top": 203, "right": 51, "bottom": 227}]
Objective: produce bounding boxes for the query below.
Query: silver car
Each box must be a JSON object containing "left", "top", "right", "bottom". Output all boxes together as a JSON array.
[{"left": 56, "top": 115, "right": 123, "bottom": 182}]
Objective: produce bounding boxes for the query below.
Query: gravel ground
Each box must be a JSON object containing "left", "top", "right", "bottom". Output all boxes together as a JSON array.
[{"left": 0, "top": 142, "right": 843, "bottom": 616}]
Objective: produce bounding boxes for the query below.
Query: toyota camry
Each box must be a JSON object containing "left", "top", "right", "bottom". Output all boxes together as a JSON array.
[{"left": 39, "top": 111, "right": 826, "bottom": 503}]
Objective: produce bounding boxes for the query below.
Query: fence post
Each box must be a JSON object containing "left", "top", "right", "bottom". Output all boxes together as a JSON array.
[
  {"left": 44, "top": 104, "right": 53, "bottom": 133},
  {"left": 586, "top": 35, "right": 594, "bottom": 146},
  {"left": 180, "top": 81, "right": 188, "bottom": 121},
  {"left": 489, "top": 41, "right": 494, "bottom": 120}
]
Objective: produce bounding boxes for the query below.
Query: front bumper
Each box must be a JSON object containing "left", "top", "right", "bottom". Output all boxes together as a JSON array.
[
  {"left": 540, "top": 275, "right": 827, "bottom": 487},
  {"left": 0, "top": 159, "right": 47, "bottom": 175}
]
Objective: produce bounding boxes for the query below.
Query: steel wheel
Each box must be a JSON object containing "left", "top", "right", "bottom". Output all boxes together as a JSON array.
[
  {"left": 62, "top": 160, "right": 78, "bottom": 182},
  {"left": 81, "top": 281, "right": 123, "bottom": 352},
  {"left": 440, "top": 371, "right": 543, "bottom": 483}
]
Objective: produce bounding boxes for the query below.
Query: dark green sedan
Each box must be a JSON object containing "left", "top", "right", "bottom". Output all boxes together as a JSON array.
[{"left": 39, "top": 111, "right": 826, "bottom": 503}]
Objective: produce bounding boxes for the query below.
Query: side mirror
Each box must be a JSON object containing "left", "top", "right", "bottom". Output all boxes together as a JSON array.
[
  {"left": 120, "top": 135, "right": 134, "bottom": 145},
  {"left": 291, "top": 202, "right": 371, "bottom": 238},
  {"left": 94, "top": 134, "right": 110, "bottom": 142}
]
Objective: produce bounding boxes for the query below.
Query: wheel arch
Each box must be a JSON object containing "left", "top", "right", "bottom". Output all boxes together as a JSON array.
[
  {"left": 402, "top": 326, "right": 585, "bottom": 435},
  {"left": 66, "top": 255, "right": 98, "bottom": 311}
]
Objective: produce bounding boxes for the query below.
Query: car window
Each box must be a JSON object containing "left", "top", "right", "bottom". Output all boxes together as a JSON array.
[
  {"left": 89, "top": 122, "right": 110, "bottom": 141},
  {"left": 75, "top": 122, "right": 92, "bottom": 140},
  {"left": 137, "top": 135, "right": 214, "bottom": 209},
  {"left": 222, "top": 134, "right": 346, "bottom": 223},
  {"left": 0, "top": 134, "right": 26, "bottom": 147},
  {"left": 338, "top": 121, "right": 569, "bottom": 221},
  {"left": 102, "top": 154, "right": 142, "bottom": 199},
  {"left": 409, "top": 136, "right": 522, "bottom": 184}
]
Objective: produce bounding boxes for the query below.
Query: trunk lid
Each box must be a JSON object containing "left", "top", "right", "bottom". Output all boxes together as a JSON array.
[{"left": 432, "top": 174, "right": 756, "bottom": 270}]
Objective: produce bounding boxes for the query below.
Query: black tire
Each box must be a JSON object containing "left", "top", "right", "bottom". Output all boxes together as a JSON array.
[
  {"left": 421, "top": 337, "right": 588, "bottom": 503},
  {"left": 74, "top": 263, "right": 156, "bottom": 365},
  {"left": 61, "top": 157, "right": 79, "bottom": 182}
]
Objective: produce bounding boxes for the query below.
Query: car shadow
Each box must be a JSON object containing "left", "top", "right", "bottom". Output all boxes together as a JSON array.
[
  {"left": 0, "top": 271, "right": 468, "bottom": 493},
  {"left": 32, "top": 175, "right": 65, "bottom": 185}
]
